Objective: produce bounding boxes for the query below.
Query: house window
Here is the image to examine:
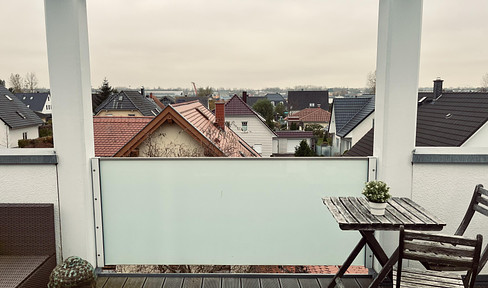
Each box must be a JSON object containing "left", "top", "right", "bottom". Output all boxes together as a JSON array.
[
  {"left": 46, "top": 105, "right": 51, "bottom": 110},
  {"left": 241, "top": 121, "right": 248, "bottom": 132},
  {"left": 128, "top": 114, "right": 136, "bottom": 116},
  {"left": 22, "top": 132, "right": 28, "bottom": 140}
]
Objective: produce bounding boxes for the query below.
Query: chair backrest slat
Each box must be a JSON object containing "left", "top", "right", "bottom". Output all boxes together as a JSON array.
[
  {"left": 474, "top": 204, "right": 488, "bottom": 217},
  {"left": 403, "top": 250, "right": 474, "bottom": 269},
  {"left": 398, "top": 226, "right": 483, "bottom": 288},
  {"left": 404, "top": 241, "right": 475, "bottom": 258}
]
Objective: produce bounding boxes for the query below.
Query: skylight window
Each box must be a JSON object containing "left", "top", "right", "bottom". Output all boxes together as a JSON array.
[
  {"left": 5, "top": 95, "right": 12, "bottom": 101},
  {"left": 16, "top": 111, "right": 26, "bottom": 119},
  {"left": 445, "top": 113, "right": 452, "bottom": 119}
]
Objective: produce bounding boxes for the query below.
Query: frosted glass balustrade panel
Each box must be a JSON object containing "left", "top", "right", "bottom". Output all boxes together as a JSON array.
[{"left": 98, "top": 158, "right": 369, "bottom": 265}]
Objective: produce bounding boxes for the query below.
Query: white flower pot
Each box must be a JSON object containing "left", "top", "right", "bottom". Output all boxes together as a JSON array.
[{"left": 368, "top": 201, "right": 387, "bottom": 216}]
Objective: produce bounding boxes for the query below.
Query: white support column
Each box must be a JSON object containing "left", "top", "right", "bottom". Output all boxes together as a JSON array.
[
  {"left": 374, "top": 0, "right": 423, "bottom": 258},
  {"left": 44, "top": 0, "right": 96, "bottom": 264}
]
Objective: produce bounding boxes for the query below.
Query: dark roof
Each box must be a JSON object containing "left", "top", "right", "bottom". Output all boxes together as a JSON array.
[
  {"left": 246, "top": 96, "right": 265, "bottom": 107},
  {"left": 416, "top": 92, "right": 488, "bottom": 146},
  {"left": 287, "top": 90, "right": 329, "bottom": 111},
  {"left": 336, "top": 96, "right": 375, "bottom": 137},
  {"left": 0, "top": 86, "right": 43, "bottom": 129},
  {"left": 264, "top": 93, "right": 286, "bottom": 103},
  {"left": 92, "top": 93, "right": 107, "bottom": 113},
  {"left": 175, "top": 96, "right": 209, "bottom": 108},
  {"left": 344, "top": 128, "right": 374, "bottom": 156},
  {"left": 14, "top": 92, "right": 50, "bottom": 112},
  {"left": 346, "top": 92, "right": 488, "bottom": 156},
  {"left": 95, "top": 91, "right": 162, "bottom": 116},
  {"left": 331, "top": 96, "right": 372, "bottom": 134},
  {"left": 275, "top": 131, "right": 314, "bottom": 139}
]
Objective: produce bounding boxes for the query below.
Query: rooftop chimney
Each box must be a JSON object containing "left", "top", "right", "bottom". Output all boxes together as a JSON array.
[
  {"left": 215, "top": 101, "right": 225, "bottom": 129},
  {"left": 242, "top": 91, "right": 248, "bottom": 103},
  {"left": 141, "top": 86, "right": 146, "bottom": 97},
  {"left": 433, "top": 78, "right": 443, "bottom": 100}
]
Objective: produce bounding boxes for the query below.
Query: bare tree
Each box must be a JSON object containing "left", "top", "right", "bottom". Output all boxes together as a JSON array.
[
  {"left": 366, "top": 70, "right": 376, "bottom": 94},
  {"left": 9, "top": 73, "right": 23, "bottom": 93},
  {"left": 24, "top": 72, "right": 38, "bottom": 93},
  {"left": 481, "top": 73, "right": 488, "bottom": 92}
]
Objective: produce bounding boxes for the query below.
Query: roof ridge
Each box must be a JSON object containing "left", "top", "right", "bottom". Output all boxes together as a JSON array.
[{"left": 337, "top": 97, "right": 374, "bottom": 135}]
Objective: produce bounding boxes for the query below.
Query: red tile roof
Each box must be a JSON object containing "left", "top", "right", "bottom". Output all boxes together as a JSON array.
[
  {"left": 287, "top": 108, "right": 331, "bottom": 123},
  {"left": 173, "top": 101, "right": 259, "bottom": 157},
  {"left": 93, "top": 116, "right": 153, "bottom": 157}
]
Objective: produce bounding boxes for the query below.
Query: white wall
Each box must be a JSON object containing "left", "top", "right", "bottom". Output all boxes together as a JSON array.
[
  {"left": 0, "top": 123, "right": 8, "bottom": 148},
  {"left": 0, "top": 124, "right": 39, "bottom": 148},
  {"left": 10, "top": 126, "right": 40, "bottom": 147},
  {"left": 226, "top": 116, "right": 274, "bottom": 157},
  {"left": 41, "top": 94, "right": 53, "bottom": 114},
  {"left": 463, "top": 121, "right": 488, "bottom": 148},
  {"left": 412, "top": 161, "right": 488, "bottom": 273},
  {"left": 0, "top": 153, "right": 61, "bottom": 263},
  {"left": 347, "top": 113, "right": 375, "bottom": 147},
  {"left": 138, "top": 124, "right": 205, "bottom": 157}
]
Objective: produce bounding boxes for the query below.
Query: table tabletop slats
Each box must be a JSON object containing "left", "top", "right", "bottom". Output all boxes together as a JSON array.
[{"left": 323, "top": 197, "right": 446, "bottom": 231}]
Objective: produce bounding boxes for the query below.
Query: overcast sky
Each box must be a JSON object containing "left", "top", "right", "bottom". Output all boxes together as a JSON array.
[{"left": 2, "top": 1, "right": 487, "bottom": 90}]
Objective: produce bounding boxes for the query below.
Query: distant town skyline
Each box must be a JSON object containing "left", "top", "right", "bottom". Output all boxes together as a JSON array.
[{"left": 2, "top": 1, "right": 487, "bottom": 90}]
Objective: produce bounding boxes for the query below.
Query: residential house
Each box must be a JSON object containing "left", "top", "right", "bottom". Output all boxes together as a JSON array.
[
  {"left": 346, "top": 79, "right": 488, "bottom": 156},
  {"left": 287, "top": 90, "right": 329, "bottom": 113},
  {"left": 94, "top": 90, "right": 162, "bottom": 117},
  {"left": 114, "top": 100, "right": 259, "bottom": 157},
  {"left": 0, "top": 86, "right": 43, "bottom": 148},
  {"left": 286, "top": 107, "right": 331, "bottom": 130},
  {"left": 272, "top": 130, "right": 314, "bottom": 156},
  {"left": 93, "top": 116, "right": 153, "bottom": 157},
  {"left": 15, "top": 92, "right": 52, "bottom": 121},
  {"left": 264, "top": 93, "right": 286, "bottom": 107},
  {"left": 328, "top": 96, "right": 375, "bottom": 155},
  {"left": 224, "top": 94, "right": 277, "bottom": 157}
]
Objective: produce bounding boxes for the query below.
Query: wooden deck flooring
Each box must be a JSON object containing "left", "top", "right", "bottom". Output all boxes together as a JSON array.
[{"left": 95, "top": 275, "right": 392, "bottom": 288}]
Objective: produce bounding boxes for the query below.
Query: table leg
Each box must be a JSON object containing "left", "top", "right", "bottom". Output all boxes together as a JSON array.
[
  {"left": 328, "top": 236, "right": 367, "bottom": 288},
  {"left": 367, "top": 248, "right": 399, "bottom": 288},
  {"left": 360, "top": 231, "right": 398, "bottom": 288},
  {"left": 360, "top": 231, "right": 390, "bottom": 266}
]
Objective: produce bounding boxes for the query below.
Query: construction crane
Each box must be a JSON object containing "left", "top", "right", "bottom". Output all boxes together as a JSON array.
[{"left": 191, "top": 82, "right": 198, "bottom": 97}]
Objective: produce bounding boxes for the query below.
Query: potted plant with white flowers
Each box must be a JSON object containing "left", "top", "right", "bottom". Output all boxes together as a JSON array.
[{"left": 362, "top": 180, "right": 391, "bottom": 215}]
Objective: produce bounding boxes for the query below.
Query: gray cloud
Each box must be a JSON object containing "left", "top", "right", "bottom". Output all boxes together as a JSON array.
[{"left": 1, "top": 1, "right": 486, "bottom": 89}]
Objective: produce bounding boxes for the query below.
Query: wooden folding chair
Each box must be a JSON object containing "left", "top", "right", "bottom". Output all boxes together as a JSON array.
[
  {"left": 424, "top": 184, "right": 488, "bottom": 275},
  {"left": 395, "top": 226, "right": 482, "bottom": 288}
]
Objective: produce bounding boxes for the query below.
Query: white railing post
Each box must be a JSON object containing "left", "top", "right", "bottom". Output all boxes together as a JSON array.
[
  {"left": 374, "top": 0, "right": 423, "bottom": 263},
  {"left": 44, "top": 0, "right": 96, "bottom": 264}
]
